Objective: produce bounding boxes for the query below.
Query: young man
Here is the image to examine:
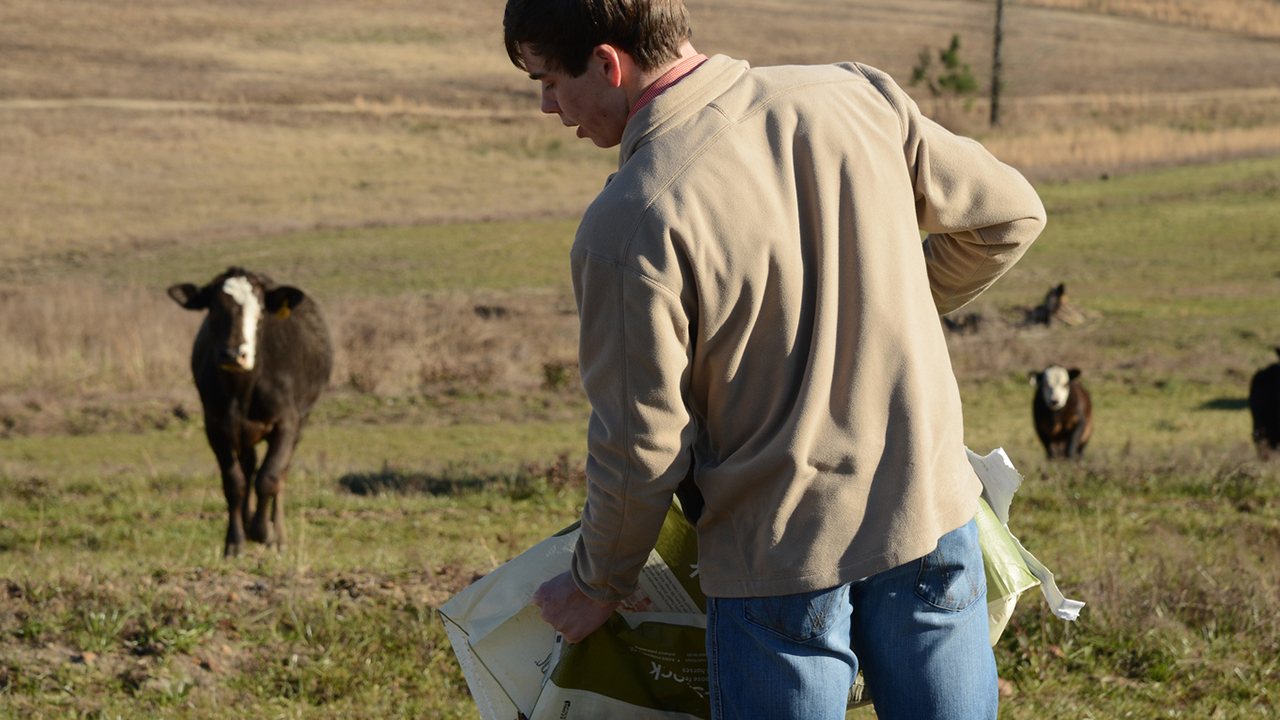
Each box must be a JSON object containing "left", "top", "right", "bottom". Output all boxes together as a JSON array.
[{"left": 504, "top": 1, "right": 1046, "bottom": 717}]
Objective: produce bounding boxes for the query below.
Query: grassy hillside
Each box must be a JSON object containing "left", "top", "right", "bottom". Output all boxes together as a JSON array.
[
  {"left": 2, "top": 0, "right": 1280, "bottom": 717},
  {"left": 4, "top": 0, "right": 1280, "bottom": 262}
]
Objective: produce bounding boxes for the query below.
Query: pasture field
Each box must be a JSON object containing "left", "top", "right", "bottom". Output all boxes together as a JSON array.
[
  {"left": 1, "top": 155, "right": 1278, "bottom": 719},
  {"left": 3, "top": 0, "right": 1280, "bottom": 717}
]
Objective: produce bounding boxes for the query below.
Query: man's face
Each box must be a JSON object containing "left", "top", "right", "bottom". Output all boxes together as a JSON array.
[{"left": 522, "top": 45, "right": 628, "bottom": 148}]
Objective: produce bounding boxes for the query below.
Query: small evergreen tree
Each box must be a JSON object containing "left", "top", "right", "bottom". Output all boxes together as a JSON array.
[{"left": 909, "top": 34, "right": 980, "bottom": 97}]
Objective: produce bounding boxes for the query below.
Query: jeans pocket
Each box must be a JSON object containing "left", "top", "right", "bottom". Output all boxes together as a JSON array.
[
  {"left": 913, "top": 519, "right": 986, "bottom": 611},
  {"left": 742, "top": 584, "right": 848, "bottom": 642}
]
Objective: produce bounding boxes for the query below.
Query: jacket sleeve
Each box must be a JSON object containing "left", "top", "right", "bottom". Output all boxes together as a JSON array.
[
  {"left": 568, "top": 247, "right": 697, "bottom": 603},
  {"left": 857, "top": 64, "right": 1047, "bottom": 315}
]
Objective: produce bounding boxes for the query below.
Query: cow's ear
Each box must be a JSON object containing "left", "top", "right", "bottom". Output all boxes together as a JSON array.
[
  {"left": 1028, "top": 370, "right": 1040, "bottom": 385},
  {"left": 1273, "top": 346, "right": 1280, "bottom": 361},
  {"left": 1068, "top": 368, "right": 1082, "bottom": 381},
  {"left": 168, "top": 283, "right": 207, "bottom": 310},
  {"left": 265, "top": 286, "right": 307, "bottom": 320}
]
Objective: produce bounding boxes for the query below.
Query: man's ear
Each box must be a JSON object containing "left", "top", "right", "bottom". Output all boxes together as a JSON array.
[{"left": 592, "top": 44, "right": 626, "bottom": 89}]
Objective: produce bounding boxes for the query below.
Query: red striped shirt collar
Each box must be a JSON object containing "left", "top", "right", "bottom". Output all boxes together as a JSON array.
[{"left": 627, "top": 53, "right": 709, "bottom": 121}]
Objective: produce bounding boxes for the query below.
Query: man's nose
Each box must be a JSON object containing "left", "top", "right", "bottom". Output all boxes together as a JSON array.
[{"left": 540, "top": 89, "right": 559, "bottom": 115}]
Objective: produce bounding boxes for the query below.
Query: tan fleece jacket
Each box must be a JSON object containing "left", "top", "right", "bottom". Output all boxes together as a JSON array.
[{"left": 569, "top": 55, "right": 1045, "bottom": 601}]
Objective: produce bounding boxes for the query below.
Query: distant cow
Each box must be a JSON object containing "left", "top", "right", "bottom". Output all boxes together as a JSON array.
[
  {"left": 1249, "top": 348, "right": 1280, "bottom": 460},
  {"left": 1030, "top": 366, "right": 1093, "bottom": 460},
  {"left": 169, "top": 268, "right": 333, "bottom": 557},
  {"left": 942, "top": 311, "right": 984, "bottom": 335},
  {"left": 1023, "top": 283, "right": 1086, "bottom": 327},
  {"left": 1024, "top": 284, "right": 1066, "bottom": 326}
]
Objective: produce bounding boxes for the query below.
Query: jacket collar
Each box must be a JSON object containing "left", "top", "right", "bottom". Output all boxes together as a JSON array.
[{"left": 617, "top": 54, "right": 750, "bottom": 168}]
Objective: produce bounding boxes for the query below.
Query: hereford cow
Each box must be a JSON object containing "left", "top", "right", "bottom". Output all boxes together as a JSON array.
[
  {"left": 1030, "top": 365, "right": 1093, "bottom": 460},
  {"left": 1248, "top": 348, "right": 1280, "bottom": 460},
  {"left": 168, "top": 268, "right": 333, "bottom": 557}
]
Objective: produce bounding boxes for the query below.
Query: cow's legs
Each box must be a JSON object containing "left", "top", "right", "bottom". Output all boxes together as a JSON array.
[
  {"left": 249, "top": 426, "right": 299, "bottom": 550},
  {"left": 238, "top": 443, "right": 257, "bottom": 534},
  {"left": 1066, "top": 423, "right": 1087, "bottom": 459},
  {"left": 214, "top": 445, "right": 250, "bottom": 557}
]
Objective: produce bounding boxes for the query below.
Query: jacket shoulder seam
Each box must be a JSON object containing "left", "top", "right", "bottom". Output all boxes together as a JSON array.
[{"left": 570, "top": 247, "right": 686, "bottom": 304}]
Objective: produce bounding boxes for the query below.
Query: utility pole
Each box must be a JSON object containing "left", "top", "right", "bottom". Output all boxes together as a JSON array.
[{"left": 990, "top": 0, "right": 1005, "bottom": 127}]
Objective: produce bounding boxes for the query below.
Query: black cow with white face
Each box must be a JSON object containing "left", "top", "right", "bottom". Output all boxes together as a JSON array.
[
  {"left": 1030, "top": 365, "right": 1093, "bottom": 460},
  {"left": 169, "top": 267, "right": 333, "bottom": 557}
]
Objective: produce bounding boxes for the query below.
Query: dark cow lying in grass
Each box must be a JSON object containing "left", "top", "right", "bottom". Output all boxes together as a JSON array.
[
  {"left": 1024, "top": 283, "right": 1085, "bottom": 327},
  {"left": 1024, "top": 283, "right": 1066, "bottom": 326},
  {"left": 169, "top": 267, "right": 333, "bottom": 557},
  {"left": 1249, "top": 348, "right": 1280, "bottom": 460},
  {"left": 1030, "top": 365, "right": 1093, "bottom": 460}
]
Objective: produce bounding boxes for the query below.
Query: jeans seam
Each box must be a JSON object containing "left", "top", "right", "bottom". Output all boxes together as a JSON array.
[
  {"left": 708, "top": 598, "right": 723, "bottom": 719},
  {"left": 809, "top": 601, "right": 826, "bottom": 637},
  {"left": 743, "top": 604, "right": 811, "bottom": 642},
  {"left": 742, "top": 587, "right": 845, "bottom": 643}
]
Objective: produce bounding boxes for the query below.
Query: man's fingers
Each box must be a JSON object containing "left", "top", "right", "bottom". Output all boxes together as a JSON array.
[
  {"left": 537, "top": 605, "right": 561, "bottom": 627},
  {"left": 531, "top": 575, "right": 560, "bottom": 608},
  {"left": 530, "top": 571, "right": 621, "bottom": 642}
]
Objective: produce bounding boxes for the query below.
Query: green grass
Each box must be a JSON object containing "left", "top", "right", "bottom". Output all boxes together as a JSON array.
[
  {"left": 978, "top": 155, "right": 1280, "bottom": 316},
  {"left": 0, "top": 418, "right": 588, "bottom": 484},
  {"left": 991, "top": 455, "right": 1279, "bottom": 720},
  {"left": 4, "top": 156, "right": 1280, "bottom": 718},
  {"left": 87, "top": 220, "right": 582, "bottom": 297},
  {"left": 0, "top": 474, "right": 585, "bottom": 719},
  {"left": 960, "top": 375, "right": 1256, "bottom": 461},
  {"left": 0, "top": 426, "right": 589, "bottom": 718}
]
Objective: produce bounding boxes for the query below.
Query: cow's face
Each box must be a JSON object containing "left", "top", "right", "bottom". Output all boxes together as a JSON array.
[
  {"left": 1038, "top": 366, "right": 1072, "bottom": 411},
  {"left": 169, "top": 270, "right": 269, "bottom": 373},
  {"left": 216, "top": 275, "right": 264, "bottom": 372}
]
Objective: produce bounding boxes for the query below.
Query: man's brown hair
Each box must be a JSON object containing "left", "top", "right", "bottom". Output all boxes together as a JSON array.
[{"left": 503, "top": 0, "right": 691, "bottom": 77}]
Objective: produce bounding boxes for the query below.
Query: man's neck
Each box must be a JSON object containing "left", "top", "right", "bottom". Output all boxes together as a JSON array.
[{"left": 624, "top": 41, "right": 701, "bottom": 110}]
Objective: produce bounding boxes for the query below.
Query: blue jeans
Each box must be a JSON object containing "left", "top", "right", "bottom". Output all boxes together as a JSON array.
[{"left": 705, "top": 518, "right": 997, "bottom": 720}]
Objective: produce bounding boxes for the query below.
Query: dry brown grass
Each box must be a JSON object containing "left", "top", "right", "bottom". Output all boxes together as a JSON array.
[
  {"left": 988, "top": 122, "right": 1280, "bottom": 181},
  {"left": 0, "top": 0, "right": 517, "bottom": 106},
  {"left": 1015, "top": 0, "right": 1280, "bottom": 39},
  {"left": 3, "top": 0, "right": 1280, "bottom": 263},
  {"left": 0, "top": 283, "right": 579, "bottom": 436},
  {"left": 327, "top": 290, "right": 578, "bottom": 397},
  {"left": 0, "top": 283, "right": 190, "bottom": 397},
  {"left": 0, "top": 106, "right": 614, "bottom": 263},
  {"left": 916, "top": 85, "right": 1280, "bottom": 178}
]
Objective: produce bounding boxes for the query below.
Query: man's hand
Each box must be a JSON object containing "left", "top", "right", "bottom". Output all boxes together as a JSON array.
[{"left": 532, "top": 571, "right": 622, "bottom": 644}]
